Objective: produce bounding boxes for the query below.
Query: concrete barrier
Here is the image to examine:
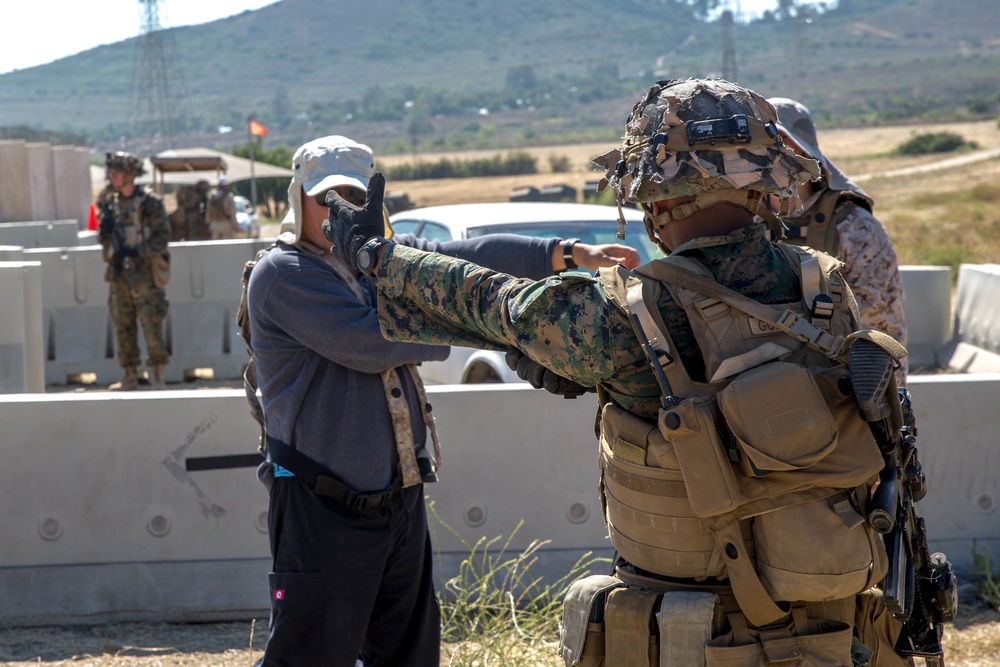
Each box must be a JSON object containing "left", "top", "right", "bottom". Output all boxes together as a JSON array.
[
  {"left": 0, "top": 261, "right": 44, "bottom": 393},
  {"left": 0, "top": 220, "right": 80, "bottom": 248},
  {"left": 942, "top": 264, "right": 1000, "bottom": 373},
  {"left": 898, "top": 265, "right": 952, "bottom": 370},
  {"left": 17, "top": 240, "right": 269, "bottom": 386},
  {"left": 0, "top": 378, "right": 995, "bottom": 626}
]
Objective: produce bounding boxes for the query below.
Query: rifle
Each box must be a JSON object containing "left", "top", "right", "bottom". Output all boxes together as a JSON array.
[
  {"left": 849, "top": 339, "right": 958, "bottom": 666},
  {"left": 98, "top": 195, "right": 138, "bottom": 292}
]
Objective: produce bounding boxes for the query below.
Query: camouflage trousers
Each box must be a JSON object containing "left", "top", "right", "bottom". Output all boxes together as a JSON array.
[{"left": 108, "top": 270, "right": 170, "bottom": 369}]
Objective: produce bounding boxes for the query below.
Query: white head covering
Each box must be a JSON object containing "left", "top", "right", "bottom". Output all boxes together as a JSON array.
[{"left": 280, "top": 135, "right": 374, "bottom": 241}]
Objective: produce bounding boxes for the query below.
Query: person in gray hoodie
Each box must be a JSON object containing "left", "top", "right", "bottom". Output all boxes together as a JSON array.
[{"left": 247, "top": 135, "right": 639, "bottom": 667}]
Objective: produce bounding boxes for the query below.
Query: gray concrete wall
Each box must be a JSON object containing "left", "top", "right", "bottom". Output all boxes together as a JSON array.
[
  {"left": 0, "top": 377, "right": 996, "bottom": 627},
  {"left": 51, "top": 145, "right": 92, "bottom": 229},
  {"left": 26, "top": 142, "right": 57, "bottom": 222},
  {"left": 0, "top": 140, "right": 33, "bottom": 223}
]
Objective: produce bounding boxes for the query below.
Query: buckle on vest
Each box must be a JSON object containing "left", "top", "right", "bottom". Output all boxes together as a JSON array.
[{"left": 811, "top": 294, "right": 834, "bottom": 320}]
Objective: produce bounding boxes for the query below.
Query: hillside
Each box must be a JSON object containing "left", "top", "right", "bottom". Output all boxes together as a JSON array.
[{"left": 0, "top": 0, "right": 998, "bottom": 155}]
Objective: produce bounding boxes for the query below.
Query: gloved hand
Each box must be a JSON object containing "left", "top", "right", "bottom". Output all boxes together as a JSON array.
[
  {"left": 98, "top": 212, "right": 115, "bottom": 239},
  {"left": 504, "top": 349, "right": 595, "bottom": 399},
  {"left": 322, "top": 172, "right": 388, "bottom": 271}
]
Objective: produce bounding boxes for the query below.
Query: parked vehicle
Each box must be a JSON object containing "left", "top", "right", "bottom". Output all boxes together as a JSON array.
[
  {"left": 233, "top": 195, "right": 260, "bottom": 239},
  {"left": 389, "top": 202, "right": 659, "bottom": 384}
]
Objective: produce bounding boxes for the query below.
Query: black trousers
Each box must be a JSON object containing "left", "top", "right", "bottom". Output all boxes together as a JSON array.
[{"left": 260, "top": 477, "right": 440, "bottom": 667}]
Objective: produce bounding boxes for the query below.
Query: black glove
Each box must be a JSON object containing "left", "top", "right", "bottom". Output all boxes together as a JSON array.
[
  {"left": 322, "top": 172, "right": 388, "bottom": 271},
  {"left": 504, "top": 349, "right": 595, "bottom": 399}
]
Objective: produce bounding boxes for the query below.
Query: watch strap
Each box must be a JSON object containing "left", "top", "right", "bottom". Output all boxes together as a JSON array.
[
  {"left": 356, "top": 236, "right": 391, "bottom": 275},
  {"left": 562, "top": 238, "right": 580, "bottom": 270}
]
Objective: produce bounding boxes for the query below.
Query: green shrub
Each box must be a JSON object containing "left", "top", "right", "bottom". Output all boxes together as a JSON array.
[
  {"left": 896, "top": 132, "right": 978, "bottom": 155},
  {"left": 969, "top": 542, "right": 1000, "bottom": 610},
  {"left": 383, "top": 151, "right": 538, "bottom": 181}
]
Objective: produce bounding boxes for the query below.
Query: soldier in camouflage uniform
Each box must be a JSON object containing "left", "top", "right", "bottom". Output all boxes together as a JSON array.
[
  {"left": 768, "top": 97, "right": 908, "bottom": 383},
  {"left": 326, "top": 79, "right": 922, "bottom": 666},
  {"left": 97, "top": 151, "right": 172, "bottom": 390}
]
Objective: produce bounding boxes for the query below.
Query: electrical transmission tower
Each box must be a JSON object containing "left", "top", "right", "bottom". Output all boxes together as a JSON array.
[
  {"left": 721, "top": 6, "right": 738, "bottom": 83},
  {"left": 128, "top": 0, "right": 186, "bottom": 153}
]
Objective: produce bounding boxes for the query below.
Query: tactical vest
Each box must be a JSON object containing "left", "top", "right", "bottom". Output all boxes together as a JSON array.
[{"left": 595, "top": 244, "right": 902, "bottom": 629}]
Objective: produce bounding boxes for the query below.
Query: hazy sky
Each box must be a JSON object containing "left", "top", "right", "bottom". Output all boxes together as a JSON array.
[{"left": 0, "top": 0, "right": 821, "bottom": 76}]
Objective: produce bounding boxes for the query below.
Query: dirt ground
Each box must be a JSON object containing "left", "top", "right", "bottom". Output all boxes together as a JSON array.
[{"left": 1, "top": 603, "right": 997, "bottom": 665}]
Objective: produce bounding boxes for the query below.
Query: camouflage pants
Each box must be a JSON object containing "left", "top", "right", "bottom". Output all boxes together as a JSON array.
[{"left": 108, "top": 270, "right": 170, "bottom": 369}]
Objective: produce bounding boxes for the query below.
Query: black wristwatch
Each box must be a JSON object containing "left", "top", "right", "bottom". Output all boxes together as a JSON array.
[
  {"left": 356, "top": 237, "right": 391, "bottom": 276},
  {"left": 562, "top": 238, "right": 580, "bottom": 270}
]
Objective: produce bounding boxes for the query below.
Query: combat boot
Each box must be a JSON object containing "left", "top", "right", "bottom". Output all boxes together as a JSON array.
[
  {"left": 113, "top": 367, "right": 139, "bottom": 391},
  {"left": 150, "top": 364, "right": 167, "bottom": 390}
]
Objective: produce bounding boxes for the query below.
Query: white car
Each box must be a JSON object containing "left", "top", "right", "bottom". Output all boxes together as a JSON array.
[
  {"left": 234, "top": 195, "right": 261, "bottom": 239},
  {"left": 389, "top": 201, "right": 659, "bottom": 385}
]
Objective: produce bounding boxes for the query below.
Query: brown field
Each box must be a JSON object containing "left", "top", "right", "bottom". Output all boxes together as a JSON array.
[{"left": 9, "top": 119, "right": 1000, "bottom": 665}]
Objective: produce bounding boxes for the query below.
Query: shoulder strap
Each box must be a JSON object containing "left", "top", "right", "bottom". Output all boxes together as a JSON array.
[
  {"left": 634, "top": 260, "right": 845, "bottom": 359},
  {"left": 237, "top": 243, "right": 278, "bottom": 454}
]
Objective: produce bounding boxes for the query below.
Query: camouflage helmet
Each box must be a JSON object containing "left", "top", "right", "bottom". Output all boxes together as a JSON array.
[
  {"left": 592, "top": 79, "right": 820, "bottom": 246},
  {"left": 105, "top": 151, "right": 146, "bottom": 177}
]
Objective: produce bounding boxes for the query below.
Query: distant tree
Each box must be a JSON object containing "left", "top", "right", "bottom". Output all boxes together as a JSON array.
[{"left": 505, "top": 65, "right": 539, "bottom": 92}]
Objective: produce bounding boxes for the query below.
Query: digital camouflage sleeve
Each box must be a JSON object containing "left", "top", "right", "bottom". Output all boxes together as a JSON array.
[{"left": 836, "top": 206, "right": 908, "bottom": 382}]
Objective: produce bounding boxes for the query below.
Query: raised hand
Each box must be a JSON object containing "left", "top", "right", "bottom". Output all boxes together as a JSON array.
[{"left": 322, "top": 172, "right": 388, "bottom": 272}]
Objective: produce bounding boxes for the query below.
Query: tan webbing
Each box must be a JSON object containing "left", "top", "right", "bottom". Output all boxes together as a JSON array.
[{"left": 634, "top": 259, "right": 845, "bottom": 359}]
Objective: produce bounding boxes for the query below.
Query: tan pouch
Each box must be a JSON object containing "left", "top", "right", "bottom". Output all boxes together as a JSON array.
[
  {"left": 706, "top": 612, "right": 854, "bottom": 667},
  {"left": 151, "top": 250, "right": 170, "bottom": 289},
  {"left": 754, "top": 494, "right": 881, "bottom": 603},
  {"left": 660, "top": 396, "right": 744, "bottom": 518},
  {"left": 606, "top": 587, "right": 661, "bottom": 667},
  {"left": 854, "top": 590, "right": 911, "bottom": 667},
  {"left": 717, "top": 361, "right": 837, "bottom": 478},
  {"left": 560, "top": 575, "right": 624, "bottom": 667}
]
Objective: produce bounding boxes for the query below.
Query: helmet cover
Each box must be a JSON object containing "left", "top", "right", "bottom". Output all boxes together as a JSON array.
[
  {"left": 105, "top": 151, "right": 146, "bottom": 177},
  {"left": 593, "top": 78, "right": 820, "bottom": 205}
]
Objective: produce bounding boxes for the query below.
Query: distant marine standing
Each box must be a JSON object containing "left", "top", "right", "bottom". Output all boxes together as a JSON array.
[{"left": 97, "top": 151, "right": 172, "bottom": 390}]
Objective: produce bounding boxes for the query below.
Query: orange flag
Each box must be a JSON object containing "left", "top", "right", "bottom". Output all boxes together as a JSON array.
[{"left": 249, "top": 118, "right": 268, "bottom": 137}]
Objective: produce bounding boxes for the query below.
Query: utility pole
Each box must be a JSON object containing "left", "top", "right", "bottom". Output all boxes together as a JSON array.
[
  {"left": 721, "top": 8, "right": 738, "bottom": 82},
  {"left": 128, "top": 0, "right": 186, "bottom": 154}
]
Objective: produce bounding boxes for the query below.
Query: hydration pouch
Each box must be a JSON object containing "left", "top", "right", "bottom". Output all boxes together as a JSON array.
[
  {"left": 560, "top": 575, "right": 624, "bottom": 667},
  {"left": 753, "top": 494, "right": 883, "bottom": 603}
]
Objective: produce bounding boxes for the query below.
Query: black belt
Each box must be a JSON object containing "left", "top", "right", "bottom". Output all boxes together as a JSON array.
[{"left": 265, "top": 435, "right": 401, "bottom": 511}]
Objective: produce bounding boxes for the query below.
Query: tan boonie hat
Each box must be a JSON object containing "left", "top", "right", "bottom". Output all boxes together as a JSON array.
[
  {"left": 768, "top": 97, "right": 872, "bottom": 206},
  {"left": 282, "top": 135, "right": 375, "bottom": 242}
]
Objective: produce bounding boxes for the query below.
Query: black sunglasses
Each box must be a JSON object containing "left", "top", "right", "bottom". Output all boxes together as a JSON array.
[{"left": 317, "top": 187, "right": 366, "bottom": 208}]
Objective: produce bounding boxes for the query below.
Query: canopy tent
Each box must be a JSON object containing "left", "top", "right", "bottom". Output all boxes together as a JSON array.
[{"left": 139, "top": 147, "right": 293, "bottom": 193}]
